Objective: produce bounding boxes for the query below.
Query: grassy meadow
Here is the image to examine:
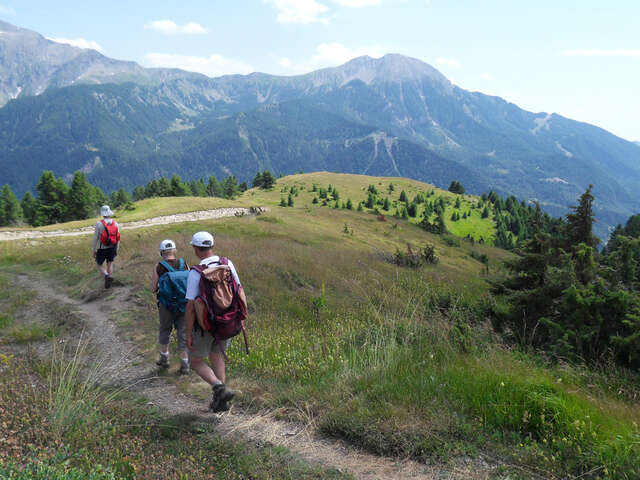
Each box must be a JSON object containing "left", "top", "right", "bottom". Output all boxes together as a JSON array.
[{"left": 1, "top": 173, "right": 639, "bottom": 479}]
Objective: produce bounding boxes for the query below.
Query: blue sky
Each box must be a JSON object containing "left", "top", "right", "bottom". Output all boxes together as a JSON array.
[{"left": 1, "top": 0, "right": 638, "bottom": 141}]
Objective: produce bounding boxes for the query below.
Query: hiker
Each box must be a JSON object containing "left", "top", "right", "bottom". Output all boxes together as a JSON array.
[
  {"left": 151, "top": 239, "right": 190, "bottom": 375},
  {"left": 185, "top": 231, "right": 245, "bottom": 412},
  {"left": 92, "top": 205, "right": 120, "bottom": 289}
]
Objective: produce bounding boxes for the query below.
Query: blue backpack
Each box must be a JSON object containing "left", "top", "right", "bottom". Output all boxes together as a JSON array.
[{"left": 157, "top": 259, "right": 189, "bottom": 313}]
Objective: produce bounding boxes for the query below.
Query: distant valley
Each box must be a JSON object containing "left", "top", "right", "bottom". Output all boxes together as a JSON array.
[{"left": 1, "top": 19, "right": 639, "bottom": 239}]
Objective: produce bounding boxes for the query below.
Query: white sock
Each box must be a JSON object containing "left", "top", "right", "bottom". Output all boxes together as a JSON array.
[{"left": 160, "top": 352, "right": 169, "bottom": 357}]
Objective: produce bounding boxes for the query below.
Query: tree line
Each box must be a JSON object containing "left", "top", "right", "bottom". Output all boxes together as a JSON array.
[
  {"left": 492, "top": 185, "right": 640, "bottom": 368},
  {"left": 0, "top": 170, "right": 275, "bottom": 227}
]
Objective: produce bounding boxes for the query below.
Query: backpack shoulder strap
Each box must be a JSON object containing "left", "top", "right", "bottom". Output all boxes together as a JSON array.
[
  {"left": 101, "top": 219, "right": 108, "bottom": 228},
  {"left": 178, "top": 258, "right": 185, "bottom": 270},
  {"left": 159, "top": 260, "right": 175, "bottom": 273}
]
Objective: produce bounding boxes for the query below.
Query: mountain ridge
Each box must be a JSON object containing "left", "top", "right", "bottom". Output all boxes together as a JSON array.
[{"left": 1, "top": 19, "right": 639, "bottom": 239}]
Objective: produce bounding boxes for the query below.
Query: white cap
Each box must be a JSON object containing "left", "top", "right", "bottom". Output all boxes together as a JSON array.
[
  {"left": 100, "top": 205, "right": 113, "bottom": 217},
  {"left": 190, "top": 231, "right": 214, "bottom": 248},
  {"left": 159, "top": 239, "right": 176, "bottom": 251}
]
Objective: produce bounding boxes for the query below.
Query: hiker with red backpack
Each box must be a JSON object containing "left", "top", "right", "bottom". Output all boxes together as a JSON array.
[
  {"left": 92, "top": 205, "right": 120, "bottom": 289},
  {"left": 185, "top": 231, "right": 248, "bottom": 412},
  {"left": 151, "top": 239, "right": 190, "bottom": 375}
]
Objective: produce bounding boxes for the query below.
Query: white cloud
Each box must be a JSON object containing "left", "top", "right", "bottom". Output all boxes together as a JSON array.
[
  {"left": 280, "top": 42, "right": 387, "bottom": 73},
  {"left": 49, "top": 37, "right": 104, "bottom": 53},
  {"left": 140, "top": 53, "right": 253, "bottom": 77},
  {"left": 145, "top": 20, "right": 207, "bottom": 35},
  {"left": 279, "top": 57, "right": 293, "bottom": 68},
  {"left": 332, "top": 0, "right": 381, "bottom": 6},
  {"left": 563, "top": 48, "right": 640, "bottom": 57},
  {"left": 435, "top": 57, "right": 460, "bottom": 68},
  {"left": 265, "top": 0, "right": 330, "bottom": 24},
  {"left": 481, "top": 72, "right": 493, "bottom": 80}
]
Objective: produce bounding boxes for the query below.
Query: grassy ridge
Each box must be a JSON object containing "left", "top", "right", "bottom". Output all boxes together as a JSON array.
[{"left": 1, "top": 173, "right": 639, "bottom": 478}]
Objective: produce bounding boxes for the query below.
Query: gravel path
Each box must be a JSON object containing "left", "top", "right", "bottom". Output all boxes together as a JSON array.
[{"left": 0, "top": 207, "right": 267, "bottom": 242}]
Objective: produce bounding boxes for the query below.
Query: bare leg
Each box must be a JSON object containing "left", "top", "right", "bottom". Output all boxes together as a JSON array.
[
  {"left": 97, "top": 263, "right": 108, "bottom": 276},
  {"left": 159, "top": 344, "right": 169, "bottom": 354},
  {"left": 209, "top": 352, "right": 226, "bottom": 384},
  {"left": 106, "top": 261, "right": 114, "bottom": 276},
  {"left": 190, "top": 357, "right": 221, "bottom": 385}
]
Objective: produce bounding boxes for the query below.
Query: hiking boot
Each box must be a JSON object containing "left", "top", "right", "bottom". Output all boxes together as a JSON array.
[
  {"left": 155, "top": 354, "right": 169, "bottom": 369},
  {"left": 214, "top": 400, "right": 231, "bottom": 412},
  {"left": 178, "top": 360, "right": 190, "bottom": 375},
  {"left": 104, "top": 275, "right": 113, "bottom": 289},
  {"left": 210, "top": 383, "right": 234, "bottom": 411}
]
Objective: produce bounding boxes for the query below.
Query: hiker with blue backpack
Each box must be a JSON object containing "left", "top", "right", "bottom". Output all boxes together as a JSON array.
[
  {"left": 151, "top": 239, "right": 190, "bottom": 375},
  {"left": 185, "top": 231, "right": 249, "bottom": 412}
]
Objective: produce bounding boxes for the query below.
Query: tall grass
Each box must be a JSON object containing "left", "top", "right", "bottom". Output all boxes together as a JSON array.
[{"left": 47, "top": 333, "right": 123, "bottom": 442}]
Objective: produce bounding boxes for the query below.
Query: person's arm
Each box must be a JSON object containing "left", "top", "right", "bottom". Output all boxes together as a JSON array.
[
  {"left": 91, "top": 222, "right": 101, "bottom": 255},
  {"left": 186, "top": 300, "right": 195, "bottom": 351},
  {"left": 151, "top": 266, "right": 159, "bottom": 293},
  {"left": 115, "top": 222, "right": 121, "bottom": 252},
  {"left": 227, "top": 259, "right": 241, "bottom": 286},
  {"left": 184, "top": 269, "right": 200, "bottom": 351}
]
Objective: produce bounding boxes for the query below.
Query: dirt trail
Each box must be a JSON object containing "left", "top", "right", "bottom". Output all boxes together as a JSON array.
[
  {"left": 16, "top": 274, "right": 495, "bottom": 480},
  {"left": 0, "top": 207, "right": 268, "bottom": 242}
]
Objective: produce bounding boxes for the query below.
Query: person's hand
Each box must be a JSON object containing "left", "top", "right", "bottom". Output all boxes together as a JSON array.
[
  {"left": 187, "top": 335, "right": 194, "bottom": 351},
  {"left": 92, "top": 251, "right": 97, "bottom": 258}
]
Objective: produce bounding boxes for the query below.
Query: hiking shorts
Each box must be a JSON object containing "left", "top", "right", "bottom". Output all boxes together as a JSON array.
[
  {"left": 158, "top": 304, "right": 187, "bottom": 352},
  {"left": 96, "top": 247, "right": 117, "bottom": 265},
  {"left": 189, "top": 328, "right": 231, "bottom": 359}
]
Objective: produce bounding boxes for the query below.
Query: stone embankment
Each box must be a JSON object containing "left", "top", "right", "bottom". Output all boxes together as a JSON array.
[{"left": 0, "top": 207, "right": 268, "bottom": 242}]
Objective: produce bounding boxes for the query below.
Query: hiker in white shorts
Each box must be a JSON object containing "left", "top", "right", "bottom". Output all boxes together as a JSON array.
[
  {"left": 185, "top": 231, "right": 242, "bottom": 412},
  {"left": 151, "top": 239, "right": 190, "bottom": 375}
]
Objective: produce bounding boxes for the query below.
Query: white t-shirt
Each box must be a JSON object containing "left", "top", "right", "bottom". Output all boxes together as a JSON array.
[{"left": 185, "top": 255, "right": 241, "bottom": 301}]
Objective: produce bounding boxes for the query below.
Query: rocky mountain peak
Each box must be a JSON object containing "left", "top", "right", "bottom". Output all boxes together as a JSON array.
[{"left": 307, "top": 53, "right": 451, "bottom": 89}]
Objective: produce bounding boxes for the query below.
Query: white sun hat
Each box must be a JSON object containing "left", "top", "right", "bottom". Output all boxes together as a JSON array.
[
  {"left": 190, "top": 231, "right": 214, "bottom": 247},
  {"left": 100, "top": 205, "right": 114, "bottom": 217},
  {"left": 159, "top": 239, "right": 176, "bottom": 251}
]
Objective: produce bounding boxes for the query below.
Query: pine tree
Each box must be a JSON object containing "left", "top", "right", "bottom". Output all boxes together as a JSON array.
[
  {"left": 565, "top": 184, "right": 599, "bottom": 249},
  {"left": 481, "top": 206, "right": 490, "bottom": 219},
  {"left": 261, "top": 171, "right": 276, "bottom": 189},
  {"left": 132, "top": 186, "right": 146, "bottom": 201},
  {"left": 207, "top": 176, "right": 222, "bottom": 197},
  {"left": 0, "top": 184, "right": 22, "bottom": 226},
  {"left": 252, "top": 171, "right": 263, "bottom": 188},
  {"left": 67, "top": 172, "right": 93, "bottom": 220},
  {"left": 222, "top": 176, "right": 239, "bottom": 199},
  {"left": 157, "top": 177, "right": 171, "bottom": 197},
  {"left": 346, "top": 198, "right": 353, "bottom": 210},
  {"left": 407, "top": 203, "right": 417, "bottom": 217},
  {"left": 383, "top": 197, "right": 390, "bottom": 211},
  {"left": 35, "top": 171, "right": 68, "bottom": 224},
  {"left": 399, "top": 190, "right": 407, "bottom": 202},
  {"left": 279, "top": 197, "right": 286, "bottom": 207},
  {"left": 21, "top": 192, "right": 40, "bottom": 226},
  {"left": 287, "top": 194, "right": 294, "bottom": 207}
]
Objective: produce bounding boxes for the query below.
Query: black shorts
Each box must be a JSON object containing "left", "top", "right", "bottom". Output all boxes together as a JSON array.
[{"left": 96, "top": 247, "right": 117, "bottom": 265}]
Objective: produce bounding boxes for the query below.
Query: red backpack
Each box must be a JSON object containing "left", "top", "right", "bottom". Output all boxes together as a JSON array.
[
  {"left": 100, "top": 220, "right": 120, "bottom": 247},
  {"left": 192, "top": 257, "right": 249, "bottom": 356}
]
